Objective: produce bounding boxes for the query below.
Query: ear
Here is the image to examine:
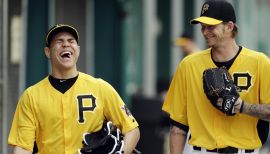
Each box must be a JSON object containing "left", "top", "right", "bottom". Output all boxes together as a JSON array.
[
  {"left": 44, "top": 47, "right": 51, "bottom": 59},
  {"left": 226, "top": 21, "right": 234, "bottom": 31}
]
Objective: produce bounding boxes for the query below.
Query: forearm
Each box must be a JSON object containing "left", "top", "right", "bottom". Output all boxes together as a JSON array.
[
  {"left": 13, "top": 146, "right": 32, "bottom": 154},
  {"left": 123, "top": 127, "right": 140, "bottom": 154},
  {"left": 170, "top": 126, "right": 187, "bottom": 154},
  {"left": 241, "top": 101, "right": 270, "bottom": 121}
]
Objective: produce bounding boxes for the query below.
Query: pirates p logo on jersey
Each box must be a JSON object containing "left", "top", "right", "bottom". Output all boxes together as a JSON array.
[
  {"left": 233, "top": 72, "right": 252, "bottom": 91},
  {"left": 77, "top": 94, "right": 97, "bottom": 123}
]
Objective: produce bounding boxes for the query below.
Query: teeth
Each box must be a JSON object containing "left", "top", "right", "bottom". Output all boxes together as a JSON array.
[
  {"left": 60, "top": 51, "right": 71, "bottom": 56},
  {"left": 60, "top": 51, "right": 72, "bottom": 58}
]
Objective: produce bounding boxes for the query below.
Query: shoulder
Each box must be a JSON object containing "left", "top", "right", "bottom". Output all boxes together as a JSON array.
[
  {"left": 240, "top": 47, "right": 269, "bottom": 61},
  {"left": 241, "top": 47, "right": 264, "bottom": 56},
  {"left": 179, "top": 48, "right": 211, "bottom": 67},
  {"left": 77, "top": 72, "right": 98, "bottom": 83},
  {"left": 78, "top": 72, "right": 115, "bottom": 89},
  {"left": 183, "top": 48, "right": 210, "bottom": 62},
  {"left": 25, "top": 76, "right": 50, "bottom": 92},
  {"left": 19, "top": 76, "right": 50, "bottom": 100}
]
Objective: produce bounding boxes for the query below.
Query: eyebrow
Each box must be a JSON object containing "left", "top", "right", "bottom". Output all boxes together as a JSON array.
[{"left": 54, "top": 37, "right": 76, "bottom": 42}]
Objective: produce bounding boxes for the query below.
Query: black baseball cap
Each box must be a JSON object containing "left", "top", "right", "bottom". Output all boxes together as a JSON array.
[
  {"left": 176, "top": 31, "right": 193, "bottom": 46},
  {"left": 190, "top": 0, "right": 236, "bottom": 25},
  {"left": 45, "top": 24, "right": 79, "bottom": 47}
]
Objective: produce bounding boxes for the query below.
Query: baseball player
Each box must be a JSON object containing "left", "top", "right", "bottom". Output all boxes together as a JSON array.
[
  {"left": 176, "top": 31, "right": 200, "bottom": 56},
  {"left": 8, "top": 24, "right": 140, "bottom": 154},
  {"left": 162, "top": 0, "right": 270, "bottom": 154}
]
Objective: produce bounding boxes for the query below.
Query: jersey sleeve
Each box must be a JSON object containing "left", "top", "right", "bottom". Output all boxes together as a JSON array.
[
  {"left": 98, "top": 79, "right": 139, "bottom": 134},
  {"left": 8, "top": 89, "right": 36, "bottom": 151},
  {"left": 162, "top": 59, "right": 188, "bottom": 126},
  {"left": 258, "top": 53, "right": 270, "bottom": 104}
]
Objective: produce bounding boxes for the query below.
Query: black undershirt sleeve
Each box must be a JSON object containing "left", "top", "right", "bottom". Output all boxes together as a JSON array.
[{"left": 170, "top": 118, "right": 189, "bottom": 133}]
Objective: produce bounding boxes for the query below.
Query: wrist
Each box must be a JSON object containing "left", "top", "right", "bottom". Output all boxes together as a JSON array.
[
  {"left": 240, "top": 100, "right": 245, "bottom": 113},
  {"left": 233, "top": 98, "right": 243, "bottom": 113}
]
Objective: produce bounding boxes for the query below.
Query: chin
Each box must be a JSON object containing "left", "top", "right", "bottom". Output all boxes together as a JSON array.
[
  {"left": 206, "top": 43, "right": 211, "bottom": 47},
  {"left": 206, "top": 42, "right": 214, "bottom": 47},
  {"left": 66, "top": 65, "right": 76, "bottom": 69},
  {"left": 59, "top": 64, "right": 76, "bottom": 70}
]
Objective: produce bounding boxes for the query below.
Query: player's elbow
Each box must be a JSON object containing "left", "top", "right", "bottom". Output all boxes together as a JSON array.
[
  {"left": 125, "top": 127, "right": 140, "bottom": 143},
  {"left": 123, "top": 127, "right": 140, "bottom": 154},
  {"left": 170, "top": 125, "right": 187, "bottom": 136}
]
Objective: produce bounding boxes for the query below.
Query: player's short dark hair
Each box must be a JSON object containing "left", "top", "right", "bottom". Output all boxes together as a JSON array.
[{"left": 45, "top": 24, "right": 79, "bottom": 47}]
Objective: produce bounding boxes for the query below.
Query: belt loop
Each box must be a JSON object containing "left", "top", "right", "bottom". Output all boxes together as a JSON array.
[
  {"left": 238, "top": 149, "right": 242, "bottom": 154},
  {"left": 193, "top": 146, "right": 256, "bottom": 154}
]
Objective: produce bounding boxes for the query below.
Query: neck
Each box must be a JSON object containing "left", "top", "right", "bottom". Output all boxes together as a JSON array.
[
  {"left": 211, "top": 40, "right": 239, "bottom": 62},
  {"left": 51, "top": 67, "right": 79, "bottom": 79}
]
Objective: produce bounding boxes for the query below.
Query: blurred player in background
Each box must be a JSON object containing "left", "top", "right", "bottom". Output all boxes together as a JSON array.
[{"left": 175, "top": 31, "right": 200, "bottom": 56}]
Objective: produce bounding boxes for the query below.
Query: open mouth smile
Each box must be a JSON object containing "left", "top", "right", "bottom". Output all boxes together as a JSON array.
[{"left": 60, "top": 51, "right": 72, "bottom": 58}]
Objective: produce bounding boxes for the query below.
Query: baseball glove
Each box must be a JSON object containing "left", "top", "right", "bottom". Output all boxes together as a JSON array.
[
  {"left": 202, "top": 67, "right": 240, "bottom": 115},
  {"left": 79, "top": 121, "right": 141, "bottom": 154}
]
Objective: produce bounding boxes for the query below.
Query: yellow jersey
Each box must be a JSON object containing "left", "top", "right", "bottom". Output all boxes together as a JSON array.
[
  {"left": 8, "top": 72, "right": 138, "bottom": 154},
  {"left": 162, "top": 47, "right": 270, "bottom": 150}
]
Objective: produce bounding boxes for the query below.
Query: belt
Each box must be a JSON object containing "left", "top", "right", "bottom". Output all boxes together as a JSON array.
[{"left": 193, "top": 146, "right": 254, "bottom": 153}]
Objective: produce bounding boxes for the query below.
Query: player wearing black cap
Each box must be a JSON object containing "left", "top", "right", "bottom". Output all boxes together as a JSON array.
[
  {"left": 8, "top": 24, "right": 140, "bottom": 154},
  {"left": 163, "top": 0, "right": 270, "bottom": 154}
]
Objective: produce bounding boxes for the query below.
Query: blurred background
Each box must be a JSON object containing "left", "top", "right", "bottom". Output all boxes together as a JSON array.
[{"left": 1, "top": 0, "right": 270, "bottom": 153}]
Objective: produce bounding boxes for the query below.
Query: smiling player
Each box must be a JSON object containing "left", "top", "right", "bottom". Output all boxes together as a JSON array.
[{"left": 8, "top": 24, "right": 140, "bottom": 154}]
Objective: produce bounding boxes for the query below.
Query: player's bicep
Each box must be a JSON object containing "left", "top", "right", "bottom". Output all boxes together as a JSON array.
[
  {"left": 104, "top": 96, "right": 138, "bottom": 133},
  {"left": 100, "top": 80, "right": 138, "bottom": 133},
  {"left": 163, "top": 61, "right": 188, "bottom": 125},
  {"left": 9, "top": 91, "right": 36, "bottom": 150}
]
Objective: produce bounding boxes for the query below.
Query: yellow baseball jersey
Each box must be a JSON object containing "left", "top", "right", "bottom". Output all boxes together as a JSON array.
[
  {"left": 8, "top": 72, "right": 138, "bottom": 154},
  {"left": 162, "top": 47, "right": 270, "bottom": 150}
]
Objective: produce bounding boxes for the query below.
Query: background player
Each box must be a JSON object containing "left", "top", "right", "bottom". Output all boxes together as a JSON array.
[
  {"left": 8, "top": 24, "right": 140, "bottom": 154},
  {"left": 175, "top": 31, "right": 200, "bottom": 56},
  {"left": 162, "top": 0, "right": 270, "bottom": 154}
]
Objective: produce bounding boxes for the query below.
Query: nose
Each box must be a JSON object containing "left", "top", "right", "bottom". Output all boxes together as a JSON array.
[{"left": 62, "top": 40, "right": 70, "bottom": 47}]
